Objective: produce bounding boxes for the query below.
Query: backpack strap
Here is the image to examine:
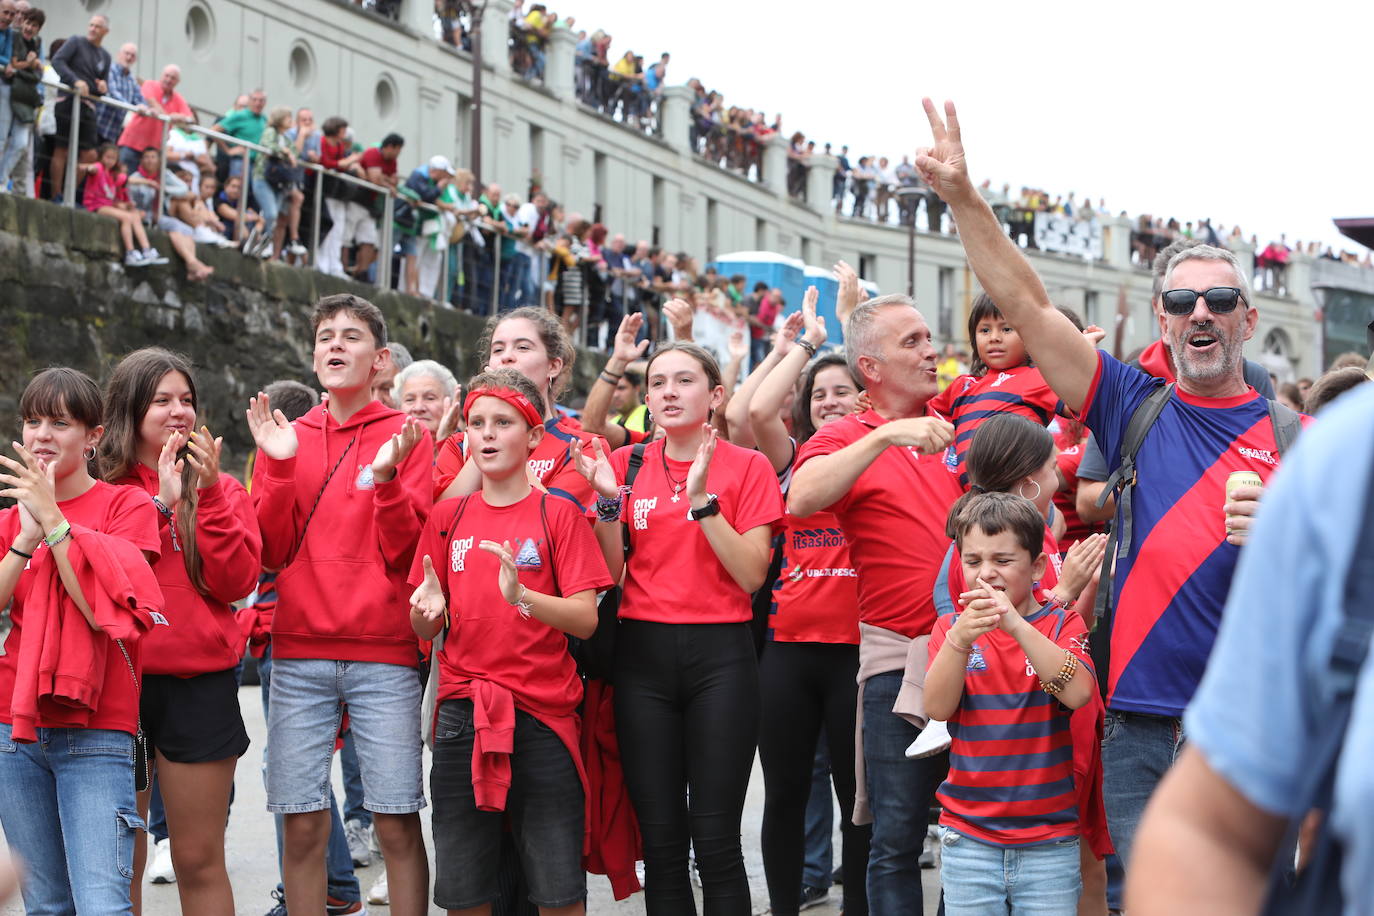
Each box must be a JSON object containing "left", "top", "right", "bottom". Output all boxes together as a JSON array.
[
  {"left": 1267, "top": 399, "right": 1303, "bottom": 457},
  {"left": 432, "top": 495, "right": 473, "bottom": 644},
  {"left": 1262, "top": 443, "right": 1374, "bottom": 913},
  {"left": 538, "top": 493, "right": 561, "bottom": 597},
  {"left": 1089, "top": 383, "right": 1173, "bottom": 698},
  {"left": 620, "top": 441, "right": 649, "bottom": 560}
]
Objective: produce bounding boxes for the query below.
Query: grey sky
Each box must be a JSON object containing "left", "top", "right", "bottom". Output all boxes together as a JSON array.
[{"left": 561, "top": 0, "right": 1373, "bottom": 256}]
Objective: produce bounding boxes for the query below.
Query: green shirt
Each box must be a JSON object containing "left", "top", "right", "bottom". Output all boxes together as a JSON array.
[{"left": 217, "top": 108, "right": 267, "bottom": 146}]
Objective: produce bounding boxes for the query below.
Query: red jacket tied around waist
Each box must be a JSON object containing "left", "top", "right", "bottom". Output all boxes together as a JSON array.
[{"left": 9, "top": 525, "right": 165, "bottom": 741}]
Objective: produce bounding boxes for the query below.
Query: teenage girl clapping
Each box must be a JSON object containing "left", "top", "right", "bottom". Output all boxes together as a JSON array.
[{"left": 573, "top": 343, "right": 784, "bottom": 914}]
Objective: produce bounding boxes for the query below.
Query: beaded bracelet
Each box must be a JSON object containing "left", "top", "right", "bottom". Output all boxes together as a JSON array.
[
  {"left": 1040, "top": 650, "right": 1079, "bottom": 697},
  {"left": 595, "top": 493, "right": 623, "bottom": 523},
  {"left": 797, "top": 338, "right": 818, "bottom": 357}
]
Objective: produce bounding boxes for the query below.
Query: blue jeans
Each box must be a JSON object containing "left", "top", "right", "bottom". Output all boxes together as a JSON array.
[
  {"left": 938, "top": 828, "right": 1080, "bottom": 915},
  {"left": 1099, "top": 711, "right": 1184, "bottom": 905},
  {"left": 251, "top": 175, "right": 283, "bottom": 228},
  {"left": 0, "top": 82, "right": 12, "bottom": 174},
  {"left": 500, "top": 250, "right": 530, "bottom": 311},
  {"left": 0, "top": 722, "right": 143, "bottom": 916},
  {"left": 259, "top": 649, "right": 361, "bottom": 904},
  {"left": 340, "top": 730, "right": 370, "bottom": 828},
  {"left": 265, "top": 657, "right": 424, "bottom": 815},
  {"left": 862, "top": 670, "right": 947, "bottom": 916},
  {"left": 802, "top": 736, "right": 834, "bottom": 888}
]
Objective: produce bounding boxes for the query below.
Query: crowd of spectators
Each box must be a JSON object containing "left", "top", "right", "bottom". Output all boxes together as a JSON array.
[{"left": 3, "top": 4, "right": 1372, "bottom": 329}]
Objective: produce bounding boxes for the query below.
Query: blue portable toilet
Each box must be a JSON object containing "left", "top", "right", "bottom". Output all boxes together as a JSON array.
[{"left": 709, "top": 250, "right": 805, "bottom": 332}]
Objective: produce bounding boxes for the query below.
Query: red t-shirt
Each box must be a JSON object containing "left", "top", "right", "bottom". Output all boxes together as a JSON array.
[
  {"left": 794, "top": 410, "right": 963, "bottom": 638},
  {"left": 769, "top": 509, "right": 859, "bottom": 644},
  {"left": 410, "top": 490, "right": 613, "bottom": 717},
  {"left": 359, "top": 147, "right": 397, "bottom": 178},
  {"left": 433, "top": 418, "right": 604, "bottom": 513},
  {"left": 0, "top": 482, "right": 160, "bottom": 735},
  {"left": 613, "top": 438, "right": 783, "bottom": 624},
  {"left": 1052, "top": 426, "right": 1103, "bottom": 545},
  {"left": 930, "top": 601, "right": 1095, "bottom": 847}
]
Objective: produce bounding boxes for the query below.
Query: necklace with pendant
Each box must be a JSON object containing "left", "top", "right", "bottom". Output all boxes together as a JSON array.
[{"left": 661, "top": 448, "right": 686, "bottom": 503}]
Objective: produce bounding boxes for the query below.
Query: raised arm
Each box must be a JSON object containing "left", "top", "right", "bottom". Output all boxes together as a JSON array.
[
  {"left": 725, "top": 311, "right": 801, "bottom": 452},
  {"left": 750, "top": 290, "right": 824, "bottom": 473},
  {"left": 916, "top": 99, "right": 1098, "bottom": 413},
  {"left": 581, "top": 313, "right": 649, "bottom": 449}
]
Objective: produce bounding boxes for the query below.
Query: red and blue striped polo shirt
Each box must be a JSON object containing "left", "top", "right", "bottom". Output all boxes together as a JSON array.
[
  {"left": 928, "top": 366, "right": 1067, "bottom": 486},
  {"left": 929, "top": 601, "right": 1094, "bottom": 847}
]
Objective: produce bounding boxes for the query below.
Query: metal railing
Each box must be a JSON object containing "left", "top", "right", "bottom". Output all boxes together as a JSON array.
[{"left": 53, "top": 83, "right": 450, "bottom": 298}]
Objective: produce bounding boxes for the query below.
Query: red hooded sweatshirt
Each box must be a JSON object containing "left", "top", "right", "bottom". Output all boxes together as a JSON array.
[
  {"left": 252, "top": 401, "right": 434, "bottom": 665},
  {"left": 0, "top": 483, "right": 163, "bottom": 740},
  {"left": 118, "top": 465, "right": 262, "bottom": 676}
]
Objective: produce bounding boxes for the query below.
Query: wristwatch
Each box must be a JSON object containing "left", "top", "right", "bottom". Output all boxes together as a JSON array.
[{"left": 688, "top": 495, "right": 721, "bottom": 521}]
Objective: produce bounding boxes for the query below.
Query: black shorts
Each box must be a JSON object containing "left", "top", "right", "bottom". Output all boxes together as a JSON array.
[
  {"left": 52, "top": 97, "right": 99, "bottom": 151},
  {"left": 140, "top": 668, "right": 251, "bottom": 763}
]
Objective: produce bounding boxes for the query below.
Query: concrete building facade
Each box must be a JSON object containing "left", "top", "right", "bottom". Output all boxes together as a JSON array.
[{"left": 59, "top": 0, "right": 1320, "bottom": 377}]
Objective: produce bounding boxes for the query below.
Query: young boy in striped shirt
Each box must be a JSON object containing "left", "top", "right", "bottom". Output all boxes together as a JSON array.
[{"left": 925, "top": 491, "right": 1097, "bottom": 915}]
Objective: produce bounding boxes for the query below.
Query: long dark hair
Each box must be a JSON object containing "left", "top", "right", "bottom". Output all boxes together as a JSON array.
[
  {"left": 19, "top": 367, "right": 104, "bottom": 478},
  {"left": 791, "top": 354, "right": 860, "bottom": 444},
  {"left": 100, "top": 348, "right": 208, "bottom": 592},
  {"left": 946, "top": 414, "right": 1054, "bottom": 536}
]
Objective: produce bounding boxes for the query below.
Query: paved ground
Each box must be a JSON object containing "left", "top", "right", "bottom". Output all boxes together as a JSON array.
[{"left": 2, "top": 686, "right": 940, "bottom": 914}]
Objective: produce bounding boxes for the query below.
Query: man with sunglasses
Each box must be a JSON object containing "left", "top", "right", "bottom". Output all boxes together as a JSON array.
[{"left": 913, "top": 97, "right": 1309, "bottom": 892}]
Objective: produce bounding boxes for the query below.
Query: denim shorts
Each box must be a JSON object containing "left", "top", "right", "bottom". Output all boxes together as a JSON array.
[
  {"left": 265, "top": 657, "right": 425, "bottom": 815},
  {"left": 939, "top": 827, "right": 1080, "bottom": 915},
  {"left": 0, "top": 722, "right": 145, "bottom": 914},
  {"left": 430, "top": 699, "right": 586, "bottom": 909}
]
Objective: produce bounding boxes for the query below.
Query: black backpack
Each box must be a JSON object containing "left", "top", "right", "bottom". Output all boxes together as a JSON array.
[
  {"left": 1088, "top": 385, "right": 1303, "bottom": 697},
  {"left": 567, "top": 442, "right": 648, "bottom": 682}
]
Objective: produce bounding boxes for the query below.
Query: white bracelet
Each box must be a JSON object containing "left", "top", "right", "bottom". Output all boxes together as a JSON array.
[{"left": 511, "top": 584, "right": 533, "bottom": 619}]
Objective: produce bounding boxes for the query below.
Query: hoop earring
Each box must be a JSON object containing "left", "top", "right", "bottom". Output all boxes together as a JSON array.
[
  {"left": 83, "top": 446, "right": 96, "bottom": 461},
  {"left": 1018, "top": 479, "right": 1041, "bottom": 502}
]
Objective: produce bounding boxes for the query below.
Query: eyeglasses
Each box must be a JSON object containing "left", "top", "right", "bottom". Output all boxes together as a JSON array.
[{"left": 1160, "top": 287, "right": 1246, "bottom": 316}]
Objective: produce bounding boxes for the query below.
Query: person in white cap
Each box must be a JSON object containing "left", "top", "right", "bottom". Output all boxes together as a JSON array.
[{"left": 399, "top": 154, "right": 458, "bottom": 297}]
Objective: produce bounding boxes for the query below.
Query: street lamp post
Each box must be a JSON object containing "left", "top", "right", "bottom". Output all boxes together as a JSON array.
[
  {"left": 470, "top": 1, "right": 486, "bottom": 188},
  {"left": 896, "top": 187, "right": 923, "bottom": 298}
]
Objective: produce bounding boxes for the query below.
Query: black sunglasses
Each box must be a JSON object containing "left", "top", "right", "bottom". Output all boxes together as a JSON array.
[{"left": 1161, "top": 287, "right": 1246, "bottom": 316}]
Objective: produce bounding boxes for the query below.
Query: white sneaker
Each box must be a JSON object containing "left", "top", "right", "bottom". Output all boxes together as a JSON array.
[
  {"left": 287, "top": 239, "right": 308, "bottom": 257},
  {"left": 344, "top": 818, "right": 372, "bottom": 868},
  {"left": 141, "top": 247, "right": 171, "bottom": 266},
  {"left": 192, "top": 224, "right": 222, "bottom": 245},
  {"left": 906, "top": 718, "right": 952, "bottom": 759},
  {"left": 366, "top": 874, "right": 388, "bottom": 906},
  {"left": 124, "top": 249, "right": 146, "bottom": 267},
  {"left": 148, "top": 837, "right": 176, "bottom": 884}
]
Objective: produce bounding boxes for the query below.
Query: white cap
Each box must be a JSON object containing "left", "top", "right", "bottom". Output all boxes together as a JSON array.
[{"left": 428, "top": 155, "right": 455, "bottom": 175}]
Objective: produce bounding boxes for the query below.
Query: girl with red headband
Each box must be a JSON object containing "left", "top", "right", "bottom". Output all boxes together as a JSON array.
[
  {"left": 572, "top": 342, "right": 784, "bottom": 912},
  {"left": 433, "top": 307, "right": 605, "bottom": 513},
  {"left": 410, "top": 369, "right": 612, "bottom": 915}
]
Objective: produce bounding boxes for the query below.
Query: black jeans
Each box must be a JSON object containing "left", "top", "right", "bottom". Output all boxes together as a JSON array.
[
  {"left": 758, "top": 641, "right": 870, "bottom": 916},
  {"left": 614, "top": 620, "right": 759, "bottom": 916}
]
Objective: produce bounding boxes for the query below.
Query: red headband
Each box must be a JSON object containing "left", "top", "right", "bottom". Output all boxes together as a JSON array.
[{"left": 463, "top": 387, "right": 544, "bottom": 428}]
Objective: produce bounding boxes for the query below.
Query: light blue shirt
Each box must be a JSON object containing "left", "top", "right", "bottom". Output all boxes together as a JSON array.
[{"left": 1185, "top": 382, "right": 1374, "bottom": 912}]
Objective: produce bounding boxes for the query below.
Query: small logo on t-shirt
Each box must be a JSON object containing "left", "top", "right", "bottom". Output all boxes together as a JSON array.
[
  {"left": 528, "top": 458, "right": 556, "bottom": 478},
  {"left": 992, "top": 372, "right": 1014, "bottom": 388},
  {"left": 944, "top": 446, "right": 958, "bottom": 470},
  {"left": 966, "top": 645, "right": 987, "bottom": 672},
  {"left": 633, "top": 497, "right": 657, "bottom": 530},
  {"left": 1070, "top": 634, "right": 1091, "bottom": 654},
  {"left": 514, "top": 538, "right": 543, "bottom": 569},
  {"left": 356, "top": 464, "right": 375, "bottom": 489},
  {"left": 450, "top": 535, "right": 475, "bottom": 572},
  {"left": 789, "top": 565, "right": 805, "bottom": 582},
  {"left": 1237, "top": 447, "right": 1277, "bottom": 466}
]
